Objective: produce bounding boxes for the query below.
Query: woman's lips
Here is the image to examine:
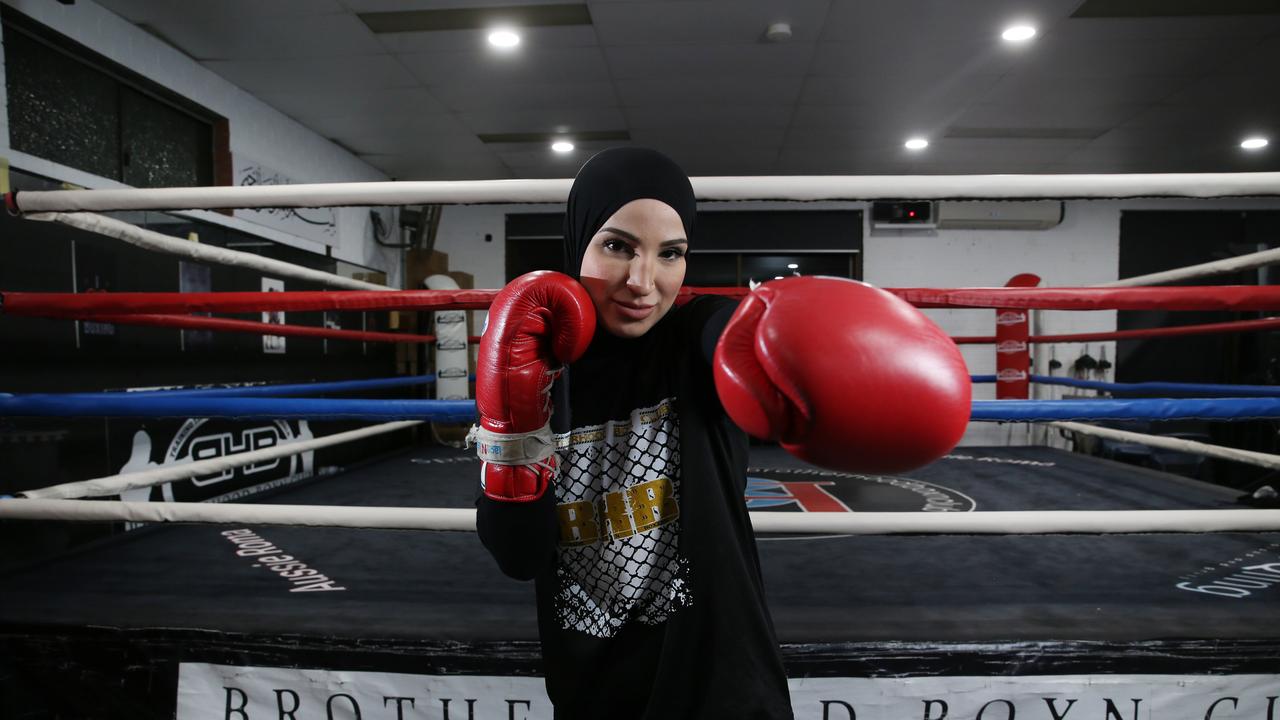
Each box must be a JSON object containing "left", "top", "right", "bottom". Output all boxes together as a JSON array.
[{"left": 612, "top": 300, "right": 656, "bottom": 320}]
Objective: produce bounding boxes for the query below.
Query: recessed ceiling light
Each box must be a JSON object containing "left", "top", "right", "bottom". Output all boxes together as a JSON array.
[
  {"left": 786, "top": 263, "right": 799, "bottom": 269},
  {"left": 764, "top": 22, "right": 792, "bottom": 43},
  {"left": 551, "top": 140, "right": 575, "bottom": 153},
  {"left": 1002, "top": 25, "right": 1036, "bottom": 42},
  {"left": 1241, "top": 137, "right": 1269, "bottom": 150},
  {"left": 905, "top": 138, "right": 929, "bottom": 151},
  {"left": 488, "top": 29, "right": 520, "bottom": 48},
  {"left": 774, "top": 276, "right": 785, "bottom": 280}
]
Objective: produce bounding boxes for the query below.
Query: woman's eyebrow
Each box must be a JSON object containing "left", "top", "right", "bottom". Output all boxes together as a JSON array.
[
  {"left": 598, "top": 226, "right": 639, "bottom": 243},
  {"left": 599, "top": 227, "right": 687, "bottom": 247}
]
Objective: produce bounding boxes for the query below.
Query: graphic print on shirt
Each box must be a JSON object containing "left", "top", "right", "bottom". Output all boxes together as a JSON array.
[{"left": 552, "top": 397, "right": 690, "bottom": 638}]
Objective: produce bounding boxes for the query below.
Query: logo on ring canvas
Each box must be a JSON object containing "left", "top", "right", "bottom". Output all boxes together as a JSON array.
[
  {"left": 745, "top": 467, "right": 975, "bottom": 539},
  {"left": 159, "top": 418, "right": 314, "bottom": 502}
]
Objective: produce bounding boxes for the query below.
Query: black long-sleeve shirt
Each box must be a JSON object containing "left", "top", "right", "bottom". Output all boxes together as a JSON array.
[{"left": 476, "top": 295, "right": 793, "bottom": 719}]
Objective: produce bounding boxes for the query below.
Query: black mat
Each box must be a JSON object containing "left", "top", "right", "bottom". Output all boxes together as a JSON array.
[{"left": 2, "top": 445, "right": 1275, "bottom": 645}]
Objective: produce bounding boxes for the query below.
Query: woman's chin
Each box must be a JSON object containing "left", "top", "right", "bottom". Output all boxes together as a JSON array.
[{"left": 602, "top": 314, "right": 656, "bottom": 338}]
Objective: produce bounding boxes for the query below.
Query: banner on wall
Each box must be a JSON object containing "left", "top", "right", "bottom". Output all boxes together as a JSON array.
[
  {"left": 177, "top": 663, "right": 1280, "bottom": 719},
  {"left": 234, "top": 161, "right": 338, "bottom": 243},
  {"left": 262, "top": 277, "right": 287, "bottom": 354}
]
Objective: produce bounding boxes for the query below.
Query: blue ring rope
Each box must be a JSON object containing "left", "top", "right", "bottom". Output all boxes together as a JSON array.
[
  {"left": 972, "top": 397, "right": 1280, "bottom": 422},
  {"left": 1029, "top": 375, "right": 1280, "bottom": 397},
  {"left": 4, "top": 394, "right": 1280, "bottom": 423},
  {"left": 972, "top": 374, "right": 1280, "bottom": 398},
  {"left": 14, "top": 375, "right": 447, "bottom": 399},
  {"left": 0, "top": 396, "right": 478, "bottom": 422}
]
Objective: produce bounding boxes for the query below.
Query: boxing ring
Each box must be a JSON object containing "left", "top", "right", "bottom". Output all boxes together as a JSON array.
[{"left": 3, "top": 173, "right": 1280, "bottom": 718}]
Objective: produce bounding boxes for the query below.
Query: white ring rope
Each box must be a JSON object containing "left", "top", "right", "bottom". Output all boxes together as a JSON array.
[
  {"left": 29, "top": 212, "right": 388, "bottom": 291},
  {"left": 1103, "top": 245, "right": 1280, "bottom": 288},
  {"left": 1049, "top": 421, "right": 1280, "bottom": 470},
  {"left": 41, "top": 207, "right": 1280, "bottom": 296},
  {"left": 0, "top": 499, "right": 1277, "bottom": 534},
  {"left": 20, "top": 179, "right": 1280, "bottom": 294},
  {"left": 18, "top": 421, "right": 422, "bottom": 500},
  {"left": 11, "top": 172, "right": 1280, "bottom": 212}
]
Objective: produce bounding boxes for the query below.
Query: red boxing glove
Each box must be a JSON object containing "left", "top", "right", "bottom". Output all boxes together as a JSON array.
[
  {"left": 471, "top": 271, "right": 595, "bottom": 501},
  {"left": 713, "top": 276, "right": 970, "bottom": 474}
]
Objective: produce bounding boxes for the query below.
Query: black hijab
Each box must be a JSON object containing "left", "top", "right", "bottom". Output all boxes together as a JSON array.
[{"left": 563, "top": 147, "right": 697, "bottom": 279}]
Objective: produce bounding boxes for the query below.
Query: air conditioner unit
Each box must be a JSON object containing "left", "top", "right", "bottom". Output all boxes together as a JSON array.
[{"left": 935, "top": 201, "right": 1063, "bottom": 230}]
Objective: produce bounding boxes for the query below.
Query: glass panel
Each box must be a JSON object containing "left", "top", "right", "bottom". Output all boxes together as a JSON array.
[
  {"left": 684, "top": 252, "right": 739, "bottom": 287},
  {"left": 120, "top": 87, "right": 213, "bottom": 187},
  {"left": 4, "top": 28, "right": 120, "bottom": 179},
  {"left": 740, "top": 252, "right": 856, "bottom": 285}
]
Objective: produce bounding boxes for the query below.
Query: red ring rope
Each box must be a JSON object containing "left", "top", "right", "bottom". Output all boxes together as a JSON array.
[
  {"left": 953, "top": 316, "right": 1280, "bottom": 344},
  {"left": 5, "top": 285, "right": 1280, "bottom": 317},
  {"left": 897, "top": 286, "right": 1280, "bottom": 310}
]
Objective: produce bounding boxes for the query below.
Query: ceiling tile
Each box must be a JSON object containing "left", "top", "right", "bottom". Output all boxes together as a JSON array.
[
  {"left": 809, "top": 37, "right": 1019, "bottom": 81},
  {"left": 781, "top": 126, "right": 903, "bottom": 153},
  {"left": 263, "top": 86, "right": 451, "bottom": 124},
  {"left": 307, "top": 110, "right": 479, "bottom": 153},
  {"left": 631, "top": 125, "right": 789, "bottom": 147},
  {"left": 626, "top": 103, "right": 794, "bottom": 129},
  {"left": 85, "top": 0, "right": 1280, "bottom": 177},
  {"left": 1017, "top": 26, "right": 1252, "bottom": 78},
  {"left": 797, "top": 74, "right": 1004, "bottom": 133},
  {"left": 775, "top": 146, "right": 898, "bottom": 174},
  {"left": 820, "top": 0, "right": 1083, "bottom": 43},
  {"left": 923, "top": 137, "right": 1090, "bottom": 166},
  {"left": 427, "top": 80, "right": 618, "bottom": 111},
  {"left": 660, "top": 145, "right": 784, "bottom": 176},
  {"left": 360, "top": 149, "right": 512, "bottom": 180},
  {"left": 375, "top": 25, "right": 599, "bottom": 54},
  {"left": 978, "top": 72, "right": 1188, "bottom": 108},
  {"left": 1161, "top": 74, "right": 1280, "bottom": 110},
  {"left": 339, "top": 129, "right": 486, "bottom": 156},
  {"left": 495, "top": 147, "right": 606, "bottom": 177},
  {"left": 590, "top": 0, "right": 831, "bottom": 46},
  {"left": 605, "top": 43, "right": 815, "bottom": 79},
  {"left": 141, "top": 12, "right": 384, "bottom": 61},
  {"left": 338, "top": 0, "right": 575, "bottom": 11},
  {"left": 1059, "top": 14, "right": 1280, "bottom": 40},
  {"left": 1212, "top": 34, "right": 1280, "bottom": 73},
  {"left": 1117, "top": 103, "right": 1278, "bottom": 133},
  {"left": 202, "top": 56, "right": 419, "bottom": 97},
  {"left": 458, "top": 106, "right": 628, "bottom": 134},
  {"left": 950, "top": 102, "right": 1149, "bottom": 130},
  {"left": 617, "top": 75, "right": 803, "bottom": 106},
  {"left": 399, "top": 45, "right": 610, "bottom": 85},
  {"left": 1057, "top": 132, "right": 1279, "bottom": 172},
  {"left": 99, "top": 0, "right": 345, "bottom": 23}
]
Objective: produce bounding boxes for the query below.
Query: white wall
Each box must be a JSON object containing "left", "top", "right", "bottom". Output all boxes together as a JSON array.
[
  {"left": 435, "top": 196, "right": 1280, "bottom": 448},
  {"left": 0, "top": 0, "right": 400, "bottom": 286}
]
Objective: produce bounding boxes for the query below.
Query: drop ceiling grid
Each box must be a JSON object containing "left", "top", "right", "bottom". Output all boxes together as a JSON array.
[{"left": 79, "top": 0, "right": 1280, "bottom": 177}]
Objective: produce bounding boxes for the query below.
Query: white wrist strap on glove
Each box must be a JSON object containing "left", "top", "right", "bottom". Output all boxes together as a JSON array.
[{"left": 466, "top": 423, "right": 556, "bottom": 466}]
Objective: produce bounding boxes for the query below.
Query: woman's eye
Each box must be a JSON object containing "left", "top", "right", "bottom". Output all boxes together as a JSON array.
[
  {"left": 660, "top": 248, "right": 686, "bottom": 261},
  {"left": 602, "top": 238, "right": 632, "bottom": 255}
]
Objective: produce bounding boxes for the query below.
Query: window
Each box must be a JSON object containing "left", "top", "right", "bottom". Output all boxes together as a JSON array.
[{"left": 3, "top": 7, "right": 225, "bottom": 188}]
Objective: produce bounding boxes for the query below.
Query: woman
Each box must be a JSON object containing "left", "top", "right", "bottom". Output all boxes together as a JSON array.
[{"left": 475, "top": 147, "right": 794, "bottom": 719}]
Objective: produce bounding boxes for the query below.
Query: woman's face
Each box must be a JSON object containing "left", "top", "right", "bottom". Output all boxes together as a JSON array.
[{"left": 578, "top": 198, "right": 688, "bottom": 338}]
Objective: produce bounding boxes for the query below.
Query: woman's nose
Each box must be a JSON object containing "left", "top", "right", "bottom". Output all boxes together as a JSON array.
[{"left": 626, "top": 256, "right": 655, "bottom": 294}]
